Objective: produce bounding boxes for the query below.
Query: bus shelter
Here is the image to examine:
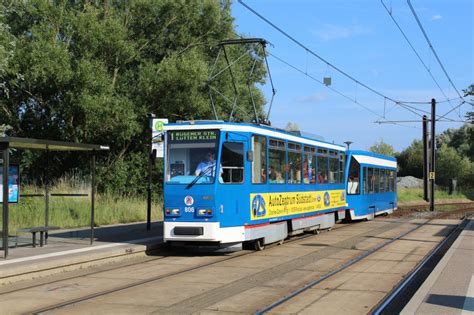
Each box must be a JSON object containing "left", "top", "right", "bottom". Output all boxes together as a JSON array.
[{"left": 0, "top": 137, "right": 109, "bottom": 259}]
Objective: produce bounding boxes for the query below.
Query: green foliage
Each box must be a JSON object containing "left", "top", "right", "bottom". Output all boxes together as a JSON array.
[
  {"left": 285, "top": 122, "right": 300, "bottom": 132},
  {"left": 397, "top": 123, "right": 474, "bottom": 188},
  {"left": 397, "top": 139, "right": 424, "bottom": 178},
  {"left": 368, "top": 139, "right": 395, "bottom": 156},
  {"left": 397, "top": 187, "right": 473, "bottom": 203},
  {"left": 1, "top": 0, "right": 267, "bottom": 194},
  {"left": 464, "top": 84, "right": 473, "bottom": 123},
  {"left": 436, "top": 145, "right": 471, "bottom": 186}
]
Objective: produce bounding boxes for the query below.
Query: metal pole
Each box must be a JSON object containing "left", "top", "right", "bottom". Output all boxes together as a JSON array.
[
  {"left": 2, "top": 146, "right": 9, "bottom": 258},
  {"left": 90, "top": 151, "right": 96, "bottom": 245},
  {"left": 422, "top": 115, "right": 429, "bottom": 202},
  {"left": 430, "top": 99, "right": 436, "bottom": 211},
  {"left": 45, "top": 149, "right": 49, "bottom": 228},
  {"left": 147, "top": 151, "right": 152, "bottom": 231}
]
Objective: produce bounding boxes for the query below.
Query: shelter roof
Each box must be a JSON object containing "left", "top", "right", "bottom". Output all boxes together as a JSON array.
[{"left": 0, "top": 137, "right": 109, "bottom": 151}]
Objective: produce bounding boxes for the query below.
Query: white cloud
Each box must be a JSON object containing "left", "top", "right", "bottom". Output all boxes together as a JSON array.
[
  {"left": 431, "top": 14, "right": 442, "bottom": 21},
  {"left": 312, "top": 23, "right": 371, "bottom": 41},
  {"left": 297, "top": 91, "right": 328, "bottom": 103}
]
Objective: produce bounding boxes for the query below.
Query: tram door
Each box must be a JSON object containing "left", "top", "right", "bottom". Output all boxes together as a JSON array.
[{"left": 217, "top": 133, "right": 249, "bottom": 227}]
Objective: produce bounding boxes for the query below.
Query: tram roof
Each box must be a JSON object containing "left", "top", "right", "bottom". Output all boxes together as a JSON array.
[
  {"left": 164, "top": 121, "right": 346, "bottom": 151},
  {"left": 348, "top": 150, "right": 397, "bottom": 168}
]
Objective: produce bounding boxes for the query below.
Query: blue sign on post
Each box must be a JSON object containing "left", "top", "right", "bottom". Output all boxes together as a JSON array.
[{"left": 0, "top": 164, "right": 20, "bottom": 203}]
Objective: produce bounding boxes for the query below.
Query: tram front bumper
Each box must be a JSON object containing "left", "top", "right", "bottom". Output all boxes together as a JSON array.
[{"left": 164, "top": 221, "right": 245, "bottom": 244}]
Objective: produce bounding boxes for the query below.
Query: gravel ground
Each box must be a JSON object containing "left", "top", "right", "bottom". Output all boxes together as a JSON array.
[
  {"left": 397, "top": 176, "right": 424, "bottom": 189},
  {"left": 392, "top": 203, "right": 474, "bottom": 220}
]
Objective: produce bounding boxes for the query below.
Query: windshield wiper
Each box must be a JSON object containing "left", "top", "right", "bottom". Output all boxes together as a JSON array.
[{"left": 185, "top": 165, "right": 215, "bottom": 189}]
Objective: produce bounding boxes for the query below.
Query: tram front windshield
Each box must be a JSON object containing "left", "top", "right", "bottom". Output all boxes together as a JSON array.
[{"left": 166, "top": 130, "right": 219, "bottom": 184}]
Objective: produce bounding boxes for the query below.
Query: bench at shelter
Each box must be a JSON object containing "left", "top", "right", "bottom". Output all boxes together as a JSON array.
[{"left": 17, "top": 226, "right": 60, "bottom": 247}]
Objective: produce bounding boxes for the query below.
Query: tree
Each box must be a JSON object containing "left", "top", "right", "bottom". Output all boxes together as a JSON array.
[
  {"left": 285, "top": 122, "right": 300, "bottom": 132},
  {"left": 396, "top": 140, "right": 424, "bottom": 178},
  {"left": 464, "top": 84, "right": 473, "bottom": 123},
  {"left": 436, "top": 144, "right": 471, "bottom": 187},
  {"left": 1, "top": 0, "right": 268, "bottom": 194},
  {"left": 368, "top": 139, "right": 395, "bottom": 156}
]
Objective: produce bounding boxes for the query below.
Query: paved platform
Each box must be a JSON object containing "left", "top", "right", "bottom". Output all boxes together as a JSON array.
[
  {"left": 0, "top": 222, "right": 163, "bottom": 285},
  {"left": 402, "top": 218, "right": 474, "bottom": 314}
]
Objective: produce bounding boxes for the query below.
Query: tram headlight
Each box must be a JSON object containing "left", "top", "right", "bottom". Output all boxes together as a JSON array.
[
  {"left": 197, "top": 208, "right": 213, "bottom": 216},
  {"left": 171, "top": 209, "right": 180, "bottom": 215}
]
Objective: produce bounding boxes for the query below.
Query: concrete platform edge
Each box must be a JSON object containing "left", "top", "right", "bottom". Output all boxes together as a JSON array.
[
  {"left": 401, "top": 219, "right": 473, "bottom": 314},
  {"left": 0, "top": 237, "right": 164, "bottom": 286}
]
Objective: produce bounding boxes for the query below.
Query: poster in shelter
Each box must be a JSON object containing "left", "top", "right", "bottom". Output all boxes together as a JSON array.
[{"left": 0, "top": 164, "right": 20, "bottom": 203}]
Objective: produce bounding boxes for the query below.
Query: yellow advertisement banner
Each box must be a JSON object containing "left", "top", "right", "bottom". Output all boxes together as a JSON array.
[{"left": 250, "top": 190, "right": 346, "bottom": 220}]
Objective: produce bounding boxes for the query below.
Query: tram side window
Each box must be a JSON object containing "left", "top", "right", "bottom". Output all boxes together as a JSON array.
[
  {"left": 328, "top": 151, "right": 339, "bottom": 183},
  {"left": 347, "top": 157, "right": 360, "bottom": 195},
  {"left": 385, "top": 169, "right": 390, "bottom": 192},
  {"left": 252, "top": 135, "right": 266, "bottom": 184},
  {"left": 339, "top": 153, "right": 345, "bottom": 185},
  {"left": 288, "top": 142, "right": 302, "bottom": 184},
  {"left": 389, "top": 170, "right": 396, "bottom": 192},
  {"left": 317, "top": 154, "right": 328, "bottom": 183},
  {"left": 380, "top": 169, "right": 386, "bottom": 193},
  {"left": 374, "top": 168, "right": 380, "bottom": 193},
  {"left": 392, "top": 171, "right": 397, "bottom": 192},
  {"left": 368, "top": 167, "right": 375, "bottom": 193},
  {"left": 363, "top": 167, "right": 368, "bottom": 194},
  {"left": 269, "top": 139, "right": 286, "bottom": 184},
  {"left": 303, "top": 146, "right": 316, "bottom": 184},
  {"left": 221, "top": 142, "right": 244, "bottom": 184}
]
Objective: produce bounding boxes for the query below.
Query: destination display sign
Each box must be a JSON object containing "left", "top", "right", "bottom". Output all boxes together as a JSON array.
[{"left": 168, "top": 130, "right": 219, "bottom": 143}]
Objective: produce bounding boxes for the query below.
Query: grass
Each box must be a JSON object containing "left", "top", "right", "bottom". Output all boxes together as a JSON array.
[
  {"left": 397, "top": 187, "right": 474, "bottom": 203},
  {"left": 5, "top": 177, "right": 163, "bottom": 233}
]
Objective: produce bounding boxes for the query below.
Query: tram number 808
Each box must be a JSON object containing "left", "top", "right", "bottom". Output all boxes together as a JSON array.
[{"left": 185, "top": 207, "right": 195, "bottom": 213}]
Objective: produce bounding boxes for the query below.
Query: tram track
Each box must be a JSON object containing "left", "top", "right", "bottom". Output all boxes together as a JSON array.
[
  {"left": 22, "top": 219, "right": 406, "bottom": 314},
  {"left": 0, "top": 224, "right": 333, "bottom": 298},
  {"left": 18, "top": 223, "right": 344, "bottom": 314},
  {"left": 254, "top": 210, "right": 472, "bottom": 314},
  {"left": 5, "top": 208, "right": 470, "bottom": 314},
  {"left": 372, "top": 214, "right": 471, "bottom": 314}
]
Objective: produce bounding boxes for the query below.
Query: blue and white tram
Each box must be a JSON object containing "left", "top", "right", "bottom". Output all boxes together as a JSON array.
[
  {"left": 345, "top": 150, "right": 397, "bottom": 220},
  {"left": 162, "top": 121, "right": 348, "bottom": 249}
]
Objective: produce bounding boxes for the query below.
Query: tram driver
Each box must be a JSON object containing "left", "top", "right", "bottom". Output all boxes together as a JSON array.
[{"left": 195, "top": 152, "right": 217, "bottom": 176}]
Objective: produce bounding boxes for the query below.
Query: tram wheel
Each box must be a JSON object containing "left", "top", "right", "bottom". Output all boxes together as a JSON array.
[
  {"left": 254, "top": 239, "right": 265, "bottom": 251},
  {"left": 313, "top": 229, "right": 320, "bottom": 235}
]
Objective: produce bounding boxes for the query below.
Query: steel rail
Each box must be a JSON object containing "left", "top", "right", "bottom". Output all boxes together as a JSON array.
[
  {"left": 254, "top": 216, "right": 449, "bottom": 314},
  {"left": 372, "top": 215, "right": 471, "bottom": 314},
  {"left": 27, "top": 226, "right": 336, "bottom": 314}
]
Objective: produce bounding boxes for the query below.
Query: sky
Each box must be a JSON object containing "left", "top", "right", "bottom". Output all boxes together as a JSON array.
[{"left": 231, "top": 0, "right": 473, "bottom": 151}]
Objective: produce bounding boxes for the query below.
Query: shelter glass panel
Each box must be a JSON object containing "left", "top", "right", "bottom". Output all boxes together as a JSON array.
[
  {"left": 252, "top": 135, "right": 266, "bottom": 184},
  {"left": 221, "top": 142, "right": 244, "bottom": 184}
]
